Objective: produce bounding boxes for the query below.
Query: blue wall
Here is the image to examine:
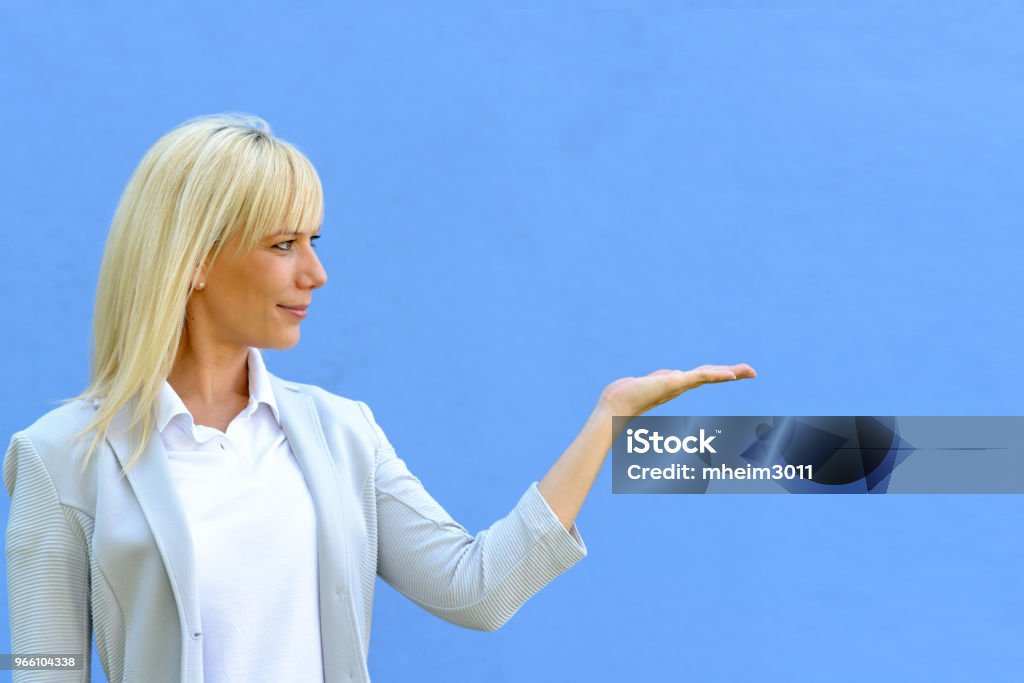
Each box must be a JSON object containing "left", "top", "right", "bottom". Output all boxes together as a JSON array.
[{"left": 2, "top": 2, "right": 1022, "bottom": 680}]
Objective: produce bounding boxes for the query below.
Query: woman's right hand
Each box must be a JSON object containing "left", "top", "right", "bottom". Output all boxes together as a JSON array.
[{"left": 597, "top": 363, "right": 757, "bottom": 418}]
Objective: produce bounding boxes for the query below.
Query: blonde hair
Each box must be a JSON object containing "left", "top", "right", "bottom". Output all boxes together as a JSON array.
[{"left": 64, "top": 113, "right": 323, "bottom": 475}]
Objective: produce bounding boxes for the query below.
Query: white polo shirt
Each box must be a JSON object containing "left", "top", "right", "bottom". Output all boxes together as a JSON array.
[{"left": 155, "top": 347, "right": 324, "bottom": 682}]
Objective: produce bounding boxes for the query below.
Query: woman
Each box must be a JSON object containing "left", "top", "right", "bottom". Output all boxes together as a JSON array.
[{"left": 4, "top": 113, "right": 756, "bottom": 683}]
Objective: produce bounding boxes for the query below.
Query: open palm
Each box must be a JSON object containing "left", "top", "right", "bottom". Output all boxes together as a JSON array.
[{"left": 599, "top": 364, "right": 757, "bottom": 418}]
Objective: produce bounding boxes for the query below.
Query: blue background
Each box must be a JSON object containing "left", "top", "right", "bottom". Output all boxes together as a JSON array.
[{"left": 2, "top": 1, "right": 1022, "bottom": 680}]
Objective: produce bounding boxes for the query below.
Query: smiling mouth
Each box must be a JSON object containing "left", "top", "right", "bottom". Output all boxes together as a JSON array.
[{"left": 278, "top": 305, "right": 308, "bottom": 319}]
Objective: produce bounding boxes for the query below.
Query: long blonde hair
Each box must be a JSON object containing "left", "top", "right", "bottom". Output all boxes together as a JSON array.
[{"left": 65, "top": 113, "right": 323, "bottom": 475}]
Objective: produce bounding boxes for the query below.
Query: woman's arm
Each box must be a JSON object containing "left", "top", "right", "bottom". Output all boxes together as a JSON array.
[
  {"left": 364, "top": 403, "right": 585, "bottom": 632},
  {"left": 366, "top": 363, "right": 754, "bottom": 630},
  {"left": 538, "top": 364, "right": 756, "bottom": 531},
  {"left": 4, "top": 433, "right": 92, "bottom": 682}
]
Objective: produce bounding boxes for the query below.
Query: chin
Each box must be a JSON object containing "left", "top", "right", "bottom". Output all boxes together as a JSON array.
[{"left": 263, "top": 333, "right": 301, "bottom": 351}]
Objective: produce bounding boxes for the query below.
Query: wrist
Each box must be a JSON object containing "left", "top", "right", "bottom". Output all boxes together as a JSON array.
[{"left": 594, "top": 396, "right": 630, "bottom": 421}]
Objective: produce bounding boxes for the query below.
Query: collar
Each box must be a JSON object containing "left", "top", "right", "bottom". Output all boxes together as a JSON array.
[{"left": 155, "top": 347, "right": 281, "bottom": 433}]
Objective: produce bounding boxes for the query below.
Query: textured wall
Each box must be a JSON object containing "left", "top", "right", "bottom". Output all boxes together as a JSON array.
[{"left": 1, "top": 2, "right": 1021, "bottom": 681}]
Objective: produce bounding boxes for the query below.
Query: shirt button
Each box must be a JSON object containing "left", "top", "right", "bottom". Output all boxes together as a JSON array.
[{"left": 220, "top": 442, "right": 226, "bottom": 450}]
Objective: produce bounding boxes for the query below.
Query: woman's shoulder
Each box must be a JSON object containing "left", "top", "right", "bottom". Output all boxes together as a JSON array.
[
  {"left": 270, "top": 374, "right": 364, "bottom": 411},
  {"left": 268, "top": 374, "right": 385, "bottom": 439},
  {"left": 5, "top": 399, "right": 100, "bottom": 495},
  {"left": 8, "top": 398, "right": 99, "bottom": 454}
]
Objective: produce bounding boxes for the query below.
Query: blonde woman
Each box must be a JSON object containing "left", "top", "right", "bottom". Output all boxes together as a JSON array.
[{"left": 3, "top": 113, "right": 756, "bottom": 683}]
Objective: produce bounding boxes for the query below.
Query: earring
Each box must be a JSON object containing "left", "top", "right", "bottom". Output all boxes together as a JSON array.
[{"left": 196, "top": 282, "right": 206, "bottom": 290}]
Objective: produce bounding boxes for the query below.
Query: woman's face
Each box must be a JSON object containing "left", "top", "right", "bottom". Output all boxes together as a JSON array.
[{"left": 187, "top": 229, "right": 327, "bottom": 351}]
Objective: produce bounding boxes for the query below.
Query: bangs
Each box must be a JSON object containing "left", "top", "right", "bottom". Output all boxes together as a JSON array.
[{"left": 233, "top": 141, "right": 324, "bottom": 252}]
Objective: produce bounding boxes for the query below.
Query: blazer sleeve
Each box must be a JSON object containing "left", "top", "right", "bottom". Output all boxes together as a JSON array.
[
  {"left": 4, "top": 432, "right": 92, "bottom": 682},
  {"left": 358, "top": 402, "right": 587, "bottom": 632}
]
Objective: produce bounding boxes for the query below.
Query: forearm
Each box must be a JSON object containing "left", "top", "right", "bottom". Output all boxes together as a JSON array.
[
  {"left": 537, "top": 401, "right": 620, "bottom": 531},
  {"left": 535, "top": 363, "right": 756, "bottom": 530}
]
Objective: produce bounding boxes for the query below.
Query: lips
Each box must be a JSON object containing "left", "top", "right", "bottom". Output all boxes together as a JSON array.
[{"left": 278, "top": 304, "right": 309, "bottom": 319}]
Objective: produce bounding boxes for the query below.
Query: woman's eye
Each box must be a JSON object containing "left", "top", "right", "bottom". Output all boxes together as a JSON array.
[{"left": 273, "top": 235, "right": 320, "bottom": 252}]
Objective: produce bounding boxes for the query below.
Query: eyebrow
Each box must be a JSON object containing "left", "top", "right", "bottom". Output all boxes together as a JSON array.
[{"left": 267, "top": 229, "right": 322, "bottom": 238}]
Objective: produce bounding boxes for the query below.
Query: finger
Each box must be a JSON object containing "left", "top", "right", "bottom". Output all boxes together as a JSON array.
[
  {"left": 651, "top": 365, "right": 754, "bottom": 380},
  {"left": 727, "top": 363, "right": 757, "bottom": 378},
  {"left": 649, "top": 364, "right": 752, "bottom": 393},
  {"left": 703, "top": 366, "right": 738, "bottom": 382},
  {"left": 665, "top": 368, "right": 733, "bottom": 390},
  {"left": 689, "top": 363, "right": 758, "bottom": 381}
]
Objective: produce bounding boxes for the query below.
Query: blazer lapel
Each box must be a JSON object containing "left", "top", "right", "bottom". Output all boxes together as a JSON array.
[
  {"left": 268, "top": 374, "right": 345, "bottom": 556},
  {"left": 269, "top": 374, "right": 358, "bottom": 681},
  {"left": 106, "top": 397, "right": 204, "bottom": 641}
]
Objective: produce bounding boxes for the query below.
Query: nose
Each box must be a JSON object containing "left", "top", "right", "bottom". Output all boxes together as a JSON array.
[{"left": 298, "top": 244, "right": 328, "bottom": 290}]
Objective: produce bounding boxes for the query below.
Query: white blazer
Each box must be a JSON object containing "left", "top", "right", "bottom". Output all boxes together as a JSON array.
[{"left": 4, "top": 373, "right": 587, "bottom": 682}]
